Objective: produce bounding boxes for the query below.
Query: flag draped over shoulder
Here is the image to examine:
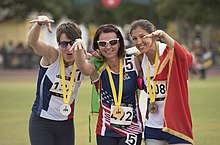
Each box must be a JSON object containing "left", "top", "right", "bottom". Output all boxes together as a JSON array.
[
  {"left": 88, "top": 57, "right": 104, "bottom": 142},
  {"left": 88, "top": 57, "right": 105, "bottom": 114},
  {"left": 91, "top": 85, "right": 100, "bottom": 113},
  {"left": 156, "top": 41, "right": 193, "bottom": 144}
]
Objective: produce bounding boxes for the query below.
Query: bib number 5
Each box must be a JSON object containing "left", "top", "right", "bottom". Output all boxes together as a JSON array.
[{"left": 125, "top": 134, "right": 137, "bottom": 145}]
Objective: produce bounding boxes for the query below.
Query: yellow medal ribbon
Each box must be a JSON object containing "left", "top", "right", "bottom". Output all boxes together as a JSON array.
[
  {"left": 146, "top": 43, "right": 159, "bottom": 103},
  {"left": 106, "top": 58, "right": 123, "bottom": 106},
  {"left": 60, "top": 52, "right": 76, "bottom": 104}
]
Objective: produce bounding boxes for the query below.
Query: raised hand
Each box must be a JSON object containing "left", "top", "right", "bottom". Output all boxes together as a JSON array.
[
  {"left": 70, "top": 39, "right": 88, "bottom": 57},
  {"left": 30, "top": 15, "right": 54, "bottom": 33},
  {"left": 143, "top": 30, "right": 166, "bottom": 39},
  {"left": 71, "top": 39, "right": 87, "bottom": 51},
  {"left": 91, "top": 49, "right": 104, "bottom": 60},
  {"left": 144, "top": 30, "right": 174, "bottom": 48}
]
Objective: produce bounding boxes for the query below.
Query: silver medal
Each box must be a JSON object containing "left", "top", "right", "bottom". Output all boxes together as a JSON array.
[{"left": 60, "top": 104, "right": 71, "bottom": 116}]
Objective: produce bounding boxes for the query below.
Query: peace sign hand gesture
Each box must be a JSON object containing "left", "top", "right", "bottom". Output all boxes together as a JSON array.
[{"left": 30, "top": 15, "right": 54, "bottom": 33}]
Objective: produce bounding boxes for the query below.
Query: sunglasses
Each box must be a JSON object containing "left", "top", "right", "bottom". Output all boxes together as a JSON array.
[
  {"left": 97, "top": 38, "right": 119, "bottom": 47},
  {"left": 59, "top": 40, "right": 76, "bottom": 48}
]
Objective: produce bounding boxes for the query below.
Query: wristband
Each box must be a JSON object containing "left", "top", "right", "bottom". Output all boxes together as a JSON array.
[{"left": 137, "top": 76, "right": 143, "bottom": 90}]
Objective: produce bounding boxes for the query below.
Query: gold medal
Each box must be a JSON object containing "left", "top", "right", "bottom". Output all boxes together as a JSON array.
[
  {"left": 113, "top": 106, "right": 124, "bottom": 119},
  {"left": 148, "top": 102, "right": 158, "bottom": 114},
  {"left": 106, "top": 59, "right": 124, "bottom": 119}
]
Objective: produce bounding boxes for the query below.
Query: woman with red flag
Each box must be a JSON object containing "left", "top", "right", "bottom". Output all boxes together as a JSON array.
[{"left": 129, "top": 19, "right": 193, "bottom": 145}]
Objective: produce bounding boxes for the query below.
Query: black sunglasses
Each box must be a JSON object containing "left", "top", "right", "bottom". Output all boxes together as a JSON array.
[
  {"left": 59, "top": 40, "right": 76, "bottom": 48},
  {"left": 97, "top": 38, "right": 119, "bottom": 47}
]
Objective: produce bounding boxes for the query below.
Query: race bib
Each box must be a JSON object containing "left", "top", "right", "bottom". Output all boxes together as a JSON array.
[
  {"left": 49, "top": 69, "right": 83, "bottom": 97},
  {"left": 110, "top": 105, "right": 133, "bottom": 128},
  {"left": 124, "top": 56, "right": 135, "bottom": 72},
  {"left": 125, "top": 134, "right": 137, "bottom": 145},
  {"left": 145, "top": 81, "right": 167, "bottom": 98},
  {"left": 49, "top": 76, "right": 71, "bottom": 97}
]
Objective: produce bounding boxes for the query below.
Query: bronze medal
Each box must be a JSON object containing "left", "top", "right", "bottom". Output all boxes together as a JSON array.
[
  {"left": 148, "top": 102, "right": 158, "bottom": 114},
  {"left": 113, "top": 106, "right": 124, "bottom": 119}
]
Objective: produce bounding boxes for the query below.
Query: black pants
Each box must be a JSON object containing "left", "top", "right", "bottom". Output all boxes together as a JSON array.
[
  {"left": 97, "top": 133, "right": 142, "bottom": 145},
  {"left": 29, "top": 113, "right": 75, "bottom": 145}
]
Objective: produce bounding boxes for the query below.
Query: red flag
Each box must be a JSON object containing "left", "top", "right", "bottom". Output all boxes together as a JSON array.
[{"left": 155, "top": 41, "right": 193, "bottom": 144}]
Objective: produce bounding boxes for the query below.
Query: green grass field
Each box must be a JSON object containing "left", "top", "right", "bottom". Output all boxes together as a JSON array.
[{"left": 0, "top": 75, "right": 220, "bottom": 145}]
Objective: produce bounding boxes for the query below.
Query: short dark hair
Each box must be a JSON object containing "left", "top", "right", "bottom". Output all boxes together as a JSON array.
[
  {"left": 56, "top": 22, "right": 82, "bottom": 43},
  {"left": 92, "top": 24, "right": 125, "bottom": 58}
]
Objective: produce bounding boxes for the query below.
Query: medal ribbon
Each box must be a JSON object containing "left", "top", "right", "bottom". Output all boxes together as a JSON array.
[
  {"left": 146, "top": 43, "right": 159, "bottom": 103},
  {"left": 60, "top": 52, "right": 76, "bottom": 104},
  {"left": 106, "top": 59, "right": 123, "bottom": 106}
]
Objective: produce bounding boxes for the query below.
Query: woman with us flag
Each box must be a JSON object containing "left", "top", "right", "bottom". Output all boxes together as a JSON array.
[{"left": 71, "top": 24, "right": 143, "bottom": 145}]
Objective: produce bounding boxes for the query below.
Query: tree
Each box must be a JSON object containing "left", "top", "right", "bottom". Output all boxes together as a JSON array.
[
  {"left": 0, "top": 0, "right": 73, "bottom": 23},
  {"left": 0, "top": 0, "right": 156, "bottom": 25},
  {"left": 72, "top": 3, "right": 152, "bottom": 25},
  {"left": 153, "top": 0, "right": 220, "bottom": 56},
  {"left": 154, "top": 0, "right": 220, "bottom": 25},
  {"left": 1, "top": 0, "right": 219, "bottom": 25}
]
